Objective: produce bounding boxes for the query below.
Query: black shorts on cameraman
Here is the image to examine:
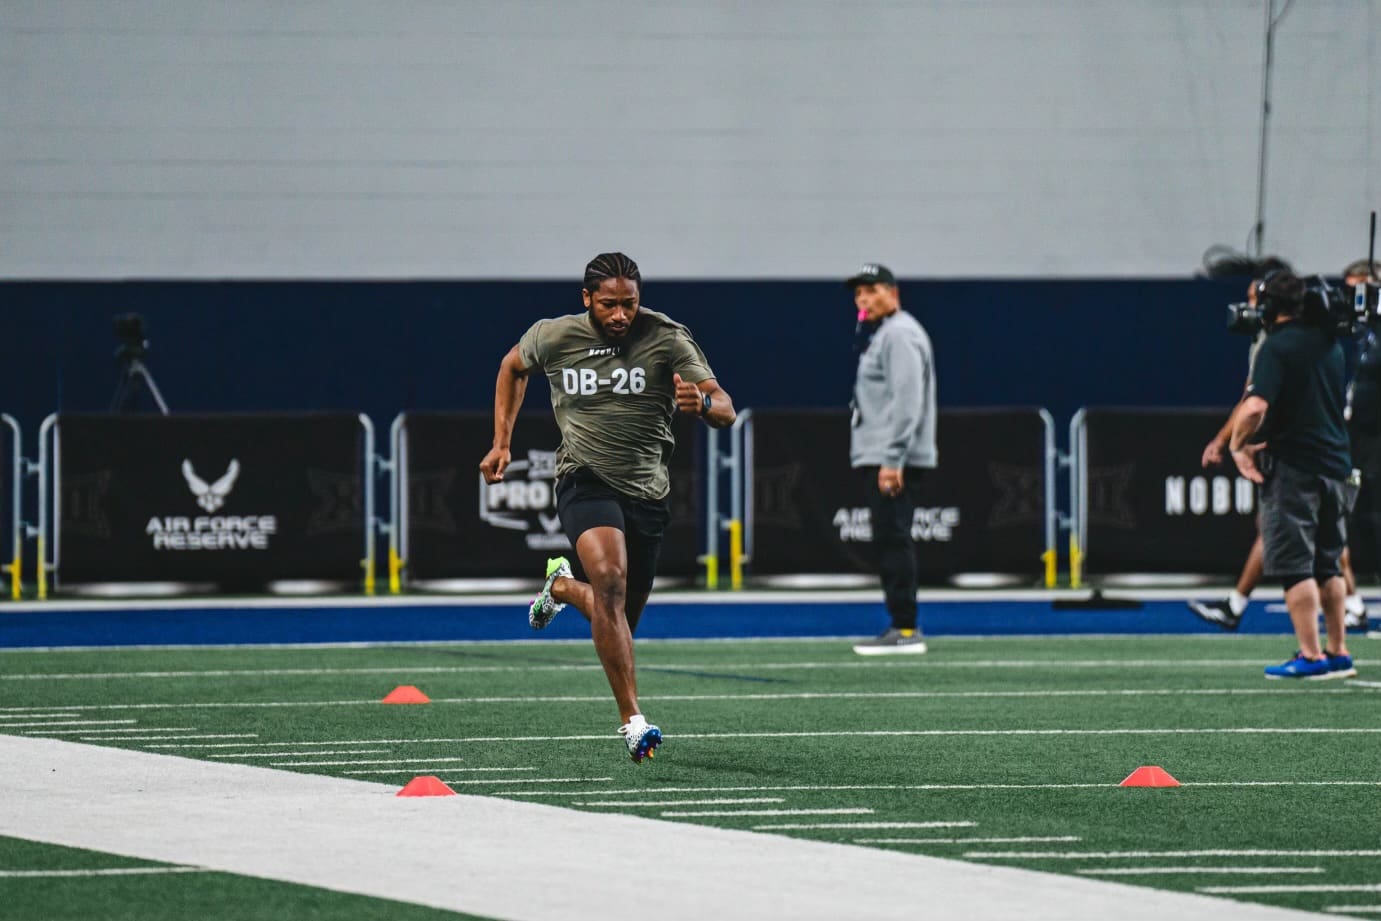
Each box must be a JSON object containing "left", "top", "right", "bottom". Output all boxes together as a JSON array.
[{"left": 1260, "top": 458, "right": 1351, "bottom": 589}]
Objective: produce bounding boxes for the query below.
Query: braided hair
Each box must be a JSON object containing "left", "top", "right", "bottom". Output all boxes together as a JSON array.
[{"left": 583, "top": 252, "right": 641, "bottom": 293}]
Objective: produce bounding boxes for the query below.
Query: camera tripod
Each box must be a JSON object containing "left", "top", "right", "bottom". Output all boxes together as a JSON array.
[{"left": 110, "top": 351, "right": 170, "bottom": 415}]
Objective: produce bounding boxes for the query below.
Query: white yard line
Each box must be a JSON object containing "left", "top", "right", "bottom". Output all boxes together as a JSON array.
[
  {"left": 857, "top": 837, "right": 1082, "bottom": 845},
  {"left": 438, "top": 777, "right": 614, "bottom": 786},
  {"left": 0, "top": 866, "right": 207, "bottom": 878},
  {"left": 755, "top": 822, "right": 978, "bottom": 831},
  {"left": 661, "top": 808, "right": 874, "bottom": 818},
  {"left": 33, "top": 727, "right": 199, "bottom": 735},
  {"left": 967, "top": 850, "right": 1381, "bottom": 859},
  {"left": 1324, "top": 907, "right": 1381, "bottom": 914},
  {"left": 59, "top": 734, "right": 256, "bottom": 741},
  {"left": 0, "top": 737, "right": 1329, "bottom": 921},
  {"left": 267, "top": 758, "right": 473, "bottom": 767},
  {"left": 0, "top": 720, "right": 137, "bottom": 728},
  {"left": 79, "top": 735, "right": 255, "bottom": 742},
  {"left": 1080, "top": 868, "right": 1325, "bottom": 876},
  {"left": 3, "top": 660, "right": 1363, "bottom": 684},
  {"left": 577, "top": 798, "right": 786, "bottom": 807},
  {"left": 208, "top": 750, "right": 389, "bottom": 759},
  {"left": 1200, "top": 885, "right": 1381, "bottom": 894},
  {"left": 343, "top": 767, "right": 538, "bottom": 775},
  {"left": 498, "top": 780, "right": 1379, "bottom": 798}
]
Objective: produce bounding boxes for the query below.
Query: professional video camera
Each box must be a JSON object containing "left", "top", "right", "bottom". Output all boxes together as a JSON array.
[{"left": 1227, "top": 214, "right": 1381, "bottom": 337}]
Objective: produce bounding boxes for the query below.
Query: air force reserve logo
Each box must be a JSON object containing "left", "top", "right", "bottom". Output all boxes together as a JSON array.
[
  {"left": 146, "top": 459, "right": 276, "bottom": 551},
  {"left": 183, "top": 459, "right": 240, "bottom": 512},
  {"left": 479, "top": 449, "right": 572, "bottom": 551}
]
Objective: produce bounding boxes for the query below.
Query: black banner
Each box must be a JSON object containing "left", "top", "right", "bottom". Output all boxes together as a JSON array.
[
  {"left": 749, "top": 409, "right": 1049, "bottom": 581},
  {"left": 56, "top": 414, "right": 364, "bottom": 588},
  {"left": 1081, "top": 408, "right": 1257, "bottom": 574},
  {"left": 401, "top": 412, "right": 700, "bottom": 580},
  {"left": 1, "top": 419, "right": 11, "bottom": 589}
]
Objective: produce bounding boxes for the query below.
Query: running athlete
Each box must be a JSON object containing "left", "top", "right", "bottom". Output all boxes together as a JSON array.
[{"left": 479, "top": 253, "right": 736, "bottom": 762}]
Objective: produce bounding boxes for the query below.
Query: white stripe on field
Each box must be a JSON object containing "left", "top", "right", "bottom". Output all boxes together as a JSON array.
[
  {"left": 0, "top": 720, "right": 136, "bottom": 728},
  {"left": 154, "top": 738, "right": 488, "bottom": 749},
  {"left": 1199, "top": 885, "right": 1381, "bottom": 894},
  {"left": 576, "top": 798, "right": 786, "bottom": 807},
  {"left": 856, "top": 837, "right": 1082, "bottom": 845},
  {"left": 115, "top": 728, "right": 1381, "bottom": 747},
  {"left": 343, "top": 767, "right": 538, "bottom": 775},
  {"left": 1323, "top": 907, "right": 1381, "bottom": 914},
  {"left": 1080, "top": 867, "right": 1325, "bottom": 876},
  {"left": 67, "top": 734, "right": 258, "bottom": 740},
  {"left": 497, "top": 780, "right": 1380, "bottom": 798},
  {"left": 755, "top": 822, "right": 977, "bottom": 831},
  {"left": 439, "top": 777, "right": 613, "bottom": 786},
  {"left": 0, "top": 686, "right": 1364, "bottom": 712},
  {"left": 78, "top": 735, "right": 258, "bottom": 742},
  {"left": 34, "top": 727, "right": 199, "bottom": 735},
  {"left": 209, "top": 750, "right": 389, "bottom": 759},
  {"left": 1, "top": 659, "right": 1354, "bottom": 683},
  {"left": 661, "top": 808, "right": 874, "bottom": 818},
  {"left": 966, "top": 850, "right": 1381, "bottom": 859},
  {"left": 0, "top": 866, "right": 206, "bottom": 879},
  {"left": 268, "top": 758, "right": 472, "bottom": 767}
]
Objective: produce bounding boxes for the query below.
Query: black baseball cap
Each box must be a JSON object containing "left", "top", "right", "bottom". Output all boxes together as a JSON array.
[{"left": 845, "top": 263, "right": 896, "bottom": 287}]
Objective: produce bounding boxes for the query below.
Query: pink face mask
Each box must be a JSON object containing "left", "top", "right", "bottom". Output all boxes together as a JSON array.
[{"left": 857, "top": 308, "right": 868, "bottom": 322}]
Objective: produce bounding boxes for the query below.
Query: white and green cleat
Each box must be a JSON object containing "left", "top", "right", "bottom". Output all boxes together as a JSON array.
[{"left": 529, "top": 556, "right": 572, "bottom": 629}]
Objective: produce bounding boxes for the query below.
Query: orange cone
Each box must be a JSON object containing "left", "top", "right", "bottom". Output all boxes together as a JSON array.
[
  {"left": 1120, "top": 765, "right": 1181, "bottom": 787},
  {"left": 397, "top": 775, "right": 456, "bottom": 797},
  {"left": 382, "top": 685, "right": 430, "bottom": 704}
]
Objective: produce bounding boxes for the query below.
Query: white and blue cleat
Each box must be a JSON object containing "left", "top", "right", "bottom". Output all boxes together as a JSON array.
[{"left": 619, "top": 716, "right": 662, "bottom": 763}]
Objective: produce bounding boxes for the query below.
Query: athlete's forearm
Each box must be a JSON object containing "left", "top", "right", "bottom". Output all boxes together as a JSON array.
[
  {"left": 702, "top": 386, "right": 736, "bottom": 429},
  {"left": 492, "top": 350, "right": 529, "bottom": 448}
]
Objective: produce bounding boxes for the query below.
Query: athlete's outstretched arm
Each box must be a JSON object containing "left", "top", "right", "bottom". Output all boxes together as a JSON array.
[
  {"left": 674, "top": 374, "right": 736, "bottom": 429},
  {"left": 479, "top": 345, "right": 531, "bottom": 483}
]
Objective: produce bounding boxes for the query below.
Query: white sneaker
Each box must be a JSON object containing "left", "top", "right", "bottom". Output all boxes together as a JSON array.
[
  {"left": 853, "top": 628, "right": 927, "bottom": 656},
  {"left": 618, "top": 715, "right": 662, "bottom": 763},
  {"left": 528, "top": 556, "right": 571, "bottom": 629}
]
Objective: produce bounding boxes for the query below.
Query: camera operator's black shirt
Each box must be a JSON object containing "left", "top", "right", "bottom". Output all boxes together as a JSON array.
[{"left": 1247, "top": 322, "right": 1351, "bottom": 479}]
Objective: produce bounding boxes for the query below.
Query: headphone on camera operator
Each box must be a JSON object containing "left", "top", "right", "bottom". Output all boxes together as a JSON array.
[{"left": 1256, "top": 269, "right": 1316, "bottom": 333}]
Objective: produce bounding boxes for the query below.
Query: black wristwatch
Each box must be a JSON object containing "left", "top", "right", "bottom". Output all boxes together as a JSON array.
[{"left": 698, "top": 392, "right": 713, "bottom": 417}]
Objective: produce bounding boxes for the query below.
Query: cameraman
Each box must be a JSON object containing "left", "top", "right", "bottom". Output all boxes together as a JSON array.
[
  {"left": 1190, "top": 268, "right": 1368, "bottom": 630},
  {"left": 1230, "top": 269, "right": 1356, "bottom": 678}
]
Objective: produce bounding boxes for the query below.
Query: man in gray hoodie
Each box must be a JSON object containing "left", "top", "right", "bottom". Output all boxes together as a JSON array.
[{"left": 845, "top": 263, "right": 938, "bottom": 655}]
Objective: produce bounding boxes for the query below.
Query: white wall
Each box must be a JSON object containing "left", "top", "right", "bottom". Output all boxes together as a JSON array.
[{"left": 1, "top": 0, "right": 1376, "bottom": 278}]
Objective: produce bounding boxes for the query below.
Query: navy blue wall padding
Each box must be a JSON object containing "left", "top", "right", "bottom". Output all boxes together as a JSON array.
[{"left": 1, "top": 278, "right": 1247, "bottom": 439}]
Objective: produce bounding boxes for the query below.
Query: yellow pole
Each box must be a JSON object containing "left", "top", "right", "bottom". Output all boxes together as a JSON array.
[
  {"left": 1069, "top": 536, "right": 1083, "bottom": 589},
  {"left": 1041, "top": 548, "right": 1057, "bottom": 589},
  {"left": 36, "top": 537, "right": 46, "bottom": 600},
  {"left": 362, "top": 556, "right": 376, "bottom": 596},
  {"left": 728, "top": 519, "right": 744, "bottom": 590},
  {"left": 388, "top": 548, "right": 403, "bottom": 594},
  {"left": 705, "top": 554, "right": 719, "bottom": 590}
]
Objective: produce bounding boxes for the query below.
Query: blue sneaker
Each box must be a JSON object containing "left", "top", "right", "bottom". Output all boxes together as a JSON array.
[
  {"left": 618, "top": 716, "right": 663, "bottom": 764},
  {"left": 1324, "top": 652, "right": 1357, "bottom": 679},
  {"left": 1264, "top": 653, "right": 1330, "bottom": 680},
  {"left": 528, "top": 556, "right": 571, "bottom": 629}
]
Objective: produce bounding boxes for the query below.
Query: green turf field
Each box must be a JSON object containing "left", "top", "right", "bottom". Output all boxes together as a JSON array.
[{"left": 2, "top": 634, "right": 1379, "bottom": 919}]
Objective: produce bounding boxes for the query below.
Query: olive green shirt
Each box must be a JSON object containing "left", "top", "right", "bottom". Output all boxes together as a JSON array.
[{"left": 517, "top": 308, "right": 714, "bottom": 501}]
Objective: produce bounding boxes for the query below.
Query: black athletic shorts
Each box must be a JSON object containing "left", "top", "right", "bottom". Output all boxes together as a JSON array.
[
  {"left": 1260, "top": 457, "right": 1354, "bottom": 583},
  {"left": 555, "top": 467, "right": 671, "bottom": 596}
]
